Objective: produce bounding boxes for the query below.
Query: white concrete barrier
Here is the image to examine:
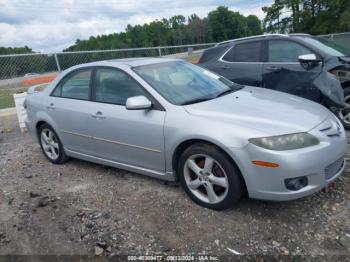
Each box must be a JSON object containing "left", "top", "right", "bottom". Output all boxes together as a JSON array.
[{"left": 13, "top": 92, "right": 27, "bottom": 131}]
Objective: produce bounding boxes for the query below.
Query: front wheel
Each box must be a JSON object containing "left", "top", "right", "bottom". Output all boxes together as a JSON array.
[
  {"left": 177, "top": 144, "right": 244, "bottom": 210},
  {"left": 337, "top": 87, "right": 350, "bottom": 130}
]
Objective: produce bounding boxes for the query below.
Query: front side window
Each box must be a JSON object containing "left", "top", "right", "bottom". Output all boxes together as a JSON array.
[
  {"left": 94, "top": 68, "right": 147, "bottom": 105},
  {"left": 53, "top": 69, "right": 91, "bottom": 100},
  {"left": 133, "top": 61, "right": 241, "bottom": 105},
  {"left": 269, "top": 40, "right": 312, "bottom": 62},
  {"left": 222, "top": 41, "right": 262, "bottom": 62},
  {"left": 297, "top": 36, "right": 349, "bottom": 56}
]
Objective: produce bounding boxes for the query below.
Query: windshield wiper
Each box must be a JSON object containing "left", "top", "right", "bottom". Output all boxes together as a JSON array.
[
  {"left": 215, "top": 89, "right": 234, "bottom": 98},
  {"left": 181, "top": 97, "right": 213, "bottom": 105},
  {"left": 181, "top": 85, "right": 244, "bottom": 105},
  {"left": 215, "top": 85, "right": 243, "bottom": 98}
]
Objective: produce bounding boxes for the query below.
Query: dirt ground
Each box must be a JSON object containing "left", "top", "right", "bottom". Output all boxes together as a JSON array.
[{"left": 0, "top": 114, "right": 350, "bottom": 260}]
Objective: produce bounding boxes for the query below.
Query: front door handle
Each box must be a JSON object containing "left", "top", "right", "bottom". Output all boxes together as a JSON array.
[
  {"left": 47, "top": 103, "right": 55, "bottom": 109},
  {"left": 265, "top": 66, "right": 282, "bottom": 72},
  {"left": 92, "top": 111, "right": 106, "bottom": 119}
]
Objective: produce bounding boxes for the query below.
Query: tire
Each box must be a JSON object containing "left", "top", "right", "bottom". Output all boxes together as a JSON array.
[
  {"left": 337, "top": 87, "right": 350, "bottom": 130},
  {"left": 38, "top": 123, "right": 69, "bottom": 164},
  {"left": 177, "top": 143, "right": 244, "bottom": 210}
]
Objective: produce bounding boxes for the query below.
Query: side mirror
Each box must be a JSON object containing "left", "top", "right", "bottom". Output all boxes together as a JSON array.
[
  {"left": 298, "top": 54, "right": 322, "bottom": 70},
  {"left": 126, "top": 96, "right": 152, "bottom": 110},
  {"left": 298, "top": 54, "right": 322, "bottom": 63}
]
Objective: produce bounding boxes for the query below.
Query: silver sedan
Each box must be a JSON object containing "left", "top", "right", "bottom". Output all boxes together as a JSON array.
[{"left": 25, "top": 58, "right": 347, "bottom": 210}]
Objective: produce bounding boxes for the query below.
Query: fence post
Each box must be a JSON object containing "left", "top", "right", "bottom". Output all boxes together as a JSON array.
[
  {"left": 158, "top": 47, "right": 162, "bottom": 57},
  {"left": 188, "top": 47, "right": 193, "bottom": 56},
  {"left": 54, "top": 53, "right": 61, "bottom": 71}
]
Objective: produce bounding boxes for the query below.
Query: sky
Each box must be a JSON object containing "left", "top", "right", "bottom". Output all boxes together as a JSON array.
[{"left": 0, "top": 0, "right": 273, "bottom": 53}]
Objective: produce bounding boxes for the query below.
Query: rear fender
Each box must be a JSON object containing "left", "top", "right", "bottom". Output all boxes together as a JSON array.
[{"left": 34, "top": 111, "right": 61, "bottom": 139}]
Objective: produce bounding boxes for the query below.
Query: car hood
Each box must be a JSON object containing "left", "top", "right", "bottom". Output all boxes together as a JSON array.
[{"left": 184, "top": 86, "right": 330, "bottom": 136}]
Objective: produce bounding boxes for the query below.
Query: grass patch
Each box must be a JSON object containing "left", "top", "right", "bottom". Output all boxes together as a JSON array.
[{"left": 0, "top": 87, "right": 28, "bottom": 109}]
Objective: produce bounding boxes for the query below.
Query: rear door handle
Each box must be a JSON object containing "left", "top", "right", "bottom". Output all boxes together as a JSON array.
[
  {"left": 47, "top": 103, "right": 55, "bottom": 109},
  {"left": 92, "top": 111, "right": 106, "bottom": 119},
  {"left": 265, "top": 66, "right": 282, "bottom": 72}
]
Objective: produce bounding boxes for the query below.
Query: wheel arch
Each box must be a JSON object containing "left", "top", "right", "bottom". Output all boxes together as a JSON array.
[
  {"left": 171, "top": 138, "right": 247, "bottom": 191},
  {"left": 34, "top": 116, "right": 60, "bottom": 141}
]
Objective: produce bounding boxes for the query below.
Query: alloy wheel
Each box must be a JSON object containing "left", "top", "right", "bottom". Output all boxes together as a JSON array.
[
  {"left": 184, "top": 154, "right": 229, "bottom": 204},
  {"left": 338, "top": 95, "right": 350, "bottom": 125},
  {"left": 40, "top": 128, "right": 60, "bottom": 160}
]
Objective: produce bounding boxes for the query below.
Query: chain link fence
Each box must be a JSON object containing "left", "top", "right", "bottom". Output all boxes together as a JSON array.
[
  {"left": 0, "top": 43, "right": 215, "bottom": 81},
  {"left": 1, "top": 32, "right": 348, "bottom": 82},
  {"left": 0, "top": 33, "right": 348, "bottom": 109},
  {"left": 318, "top": 32, "right": 350, "bottom": 50}
]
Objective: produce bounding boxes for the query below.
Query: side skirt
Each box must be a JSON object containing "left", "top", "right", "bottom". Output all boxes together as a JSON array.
[{"left": 64, "top": 148, "right": 176, "bottom": 181}]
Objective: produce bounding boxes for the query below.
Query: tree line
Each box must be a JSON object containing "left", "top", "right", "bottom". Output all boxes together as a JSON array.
[
  {"left": 64, "top": 7, "right": 261, "bottom": 51},
  {"left": 0, "top": 46, "right": 33, "bottom": 55},
  {"left": 263, "top": 0, "right": 350, "bottom": 34}
]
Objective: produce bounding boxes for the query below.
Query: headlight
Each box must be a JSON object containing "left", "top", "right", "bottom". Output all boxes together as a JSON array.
[{"left": 249, "top": 133, "right": 319, "bottom": 151}]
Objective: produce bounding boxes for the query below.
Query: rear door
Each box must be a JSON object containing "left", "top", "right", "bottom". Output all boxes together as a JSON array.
[
  {"left": 262, "top": 39, "right": 323, "bottom": 102},
  {"left": 215, "top": 41, "right": 264, "bottom": 86},
  {"left": 47, "top": 68, "right": 96, "bottom": 155}
]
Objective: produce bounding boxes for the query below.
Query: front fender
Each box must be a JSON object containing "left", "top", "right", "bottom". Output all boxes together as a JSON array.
[{"left": 165, "top": 132, "right": 248, "bottom": 175}]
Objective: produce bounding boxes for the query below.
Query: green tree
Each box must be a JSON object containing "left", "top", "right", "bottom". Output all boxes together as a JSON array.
[
  {"left": 64, "top": 6, "right": 263, "bottom": 51},
  {"left": 263, "top": 0, "right": 350, "bottom": 34},
  {"left": 188, "top": 14, "right": 209, "bottom": 43},
  {"left": 0, "top": 46, "right": 33, "bottom": 55},
  {"left": 246, "top": 15, "right": 263, "bottom": 35},
  {"left": 207, "top": 6, "right": 248, "bottom": 42}
]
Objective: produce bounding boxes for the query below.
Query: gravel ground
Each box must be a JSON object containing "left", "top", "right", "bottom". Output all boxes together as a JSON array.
[{"left": 0, "top": 114, "right": 350, "bottom": 260}]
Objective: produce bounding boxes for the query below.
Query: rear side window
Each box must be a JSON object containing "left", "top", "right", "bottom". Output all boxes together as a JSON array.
[
  {"left": 199, "top": 45, "right": 229, "bottom": 63},
  {"left": 268, "top": 40, "right": 312, "bottom": 62},
  {"left": 53, "top": 69, "right": 91, "bottom": 100},
  {"left": 94, "top": 68, "right": 147, "bottom": 105},
  {"left": 222, "top": 41, "right": 262, "bottom": 62}
]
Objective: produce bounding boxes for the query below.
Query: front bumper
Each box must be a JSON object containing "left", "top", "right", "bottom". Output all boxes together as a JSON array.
[{"left": 229, "top": 116, "right": 347, "bottom": 201}]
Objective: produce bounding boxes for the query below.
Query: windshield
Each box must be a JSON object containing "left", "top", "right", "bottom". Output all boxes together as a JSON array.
[
  {"left": 133, "top": 61, "right": 241, "bottom": 105},
  {"left": 297, "top": 36, "right": 350, "bottom": 56}
]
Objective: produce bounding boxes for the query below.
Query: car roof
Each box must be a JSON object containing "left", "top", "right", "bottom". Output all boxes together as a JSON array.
[
  {"left": 215, "top": 33, "right": 312, "bottom": 46},
  {"left": 77, "top": 57, "right": 182, "bottom": 68}
]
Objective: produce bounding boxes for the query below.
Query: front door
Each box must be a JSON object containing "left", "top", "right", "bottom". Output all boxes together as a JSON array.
[
  {"left": 262, "top": 39, "right": 323, "bottom": 103},
  {"left": 87, "top": 67, "right": 166, "bottom": 172}
]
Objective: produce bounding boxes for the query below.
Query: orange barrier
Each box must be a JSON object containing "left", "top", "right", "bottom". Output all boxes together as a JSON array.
[{"left": 21, "top": 74, "right": 56, "bottom": 87}]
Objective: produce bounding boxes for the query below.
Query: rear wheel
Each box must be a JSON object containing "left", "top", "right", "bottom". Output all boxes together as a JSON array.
[
  {"left": 177, "top": 144, "right": 244, "bottom": 210},
  {"left": 38, "top": 124, "right": 69, "bottom": 164},
  {"left": 337, "top": 87, "right": 350, "bottom": 130}
]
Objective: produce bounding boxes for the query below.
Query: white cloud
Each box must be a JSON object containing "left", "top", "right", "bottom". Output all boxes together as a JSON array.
[{"left": 0, "top": 0, "right": 272, "bottom": 52}]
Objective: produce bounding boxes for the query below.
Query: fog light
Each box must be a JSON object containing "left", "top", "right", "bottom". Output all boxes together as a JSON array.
[{"left": 284, "top": 176, "right": 308, "bottom": 191}]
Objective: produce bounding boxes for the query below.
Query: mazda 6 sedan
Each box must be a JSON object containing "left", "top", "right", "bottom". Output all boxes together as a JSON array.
[{"left": 25, "top": 58, "right": 347, "bottom": 210}]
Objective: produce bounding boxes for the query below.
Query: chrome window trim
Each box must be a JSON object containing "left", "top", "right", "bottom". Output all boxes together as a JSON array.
[
  {"left": 61, "top": 130, "right": 162, "bottom": 153},
  {"left": 218, "top": 38, "right": 319, "bottom": 65}
]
